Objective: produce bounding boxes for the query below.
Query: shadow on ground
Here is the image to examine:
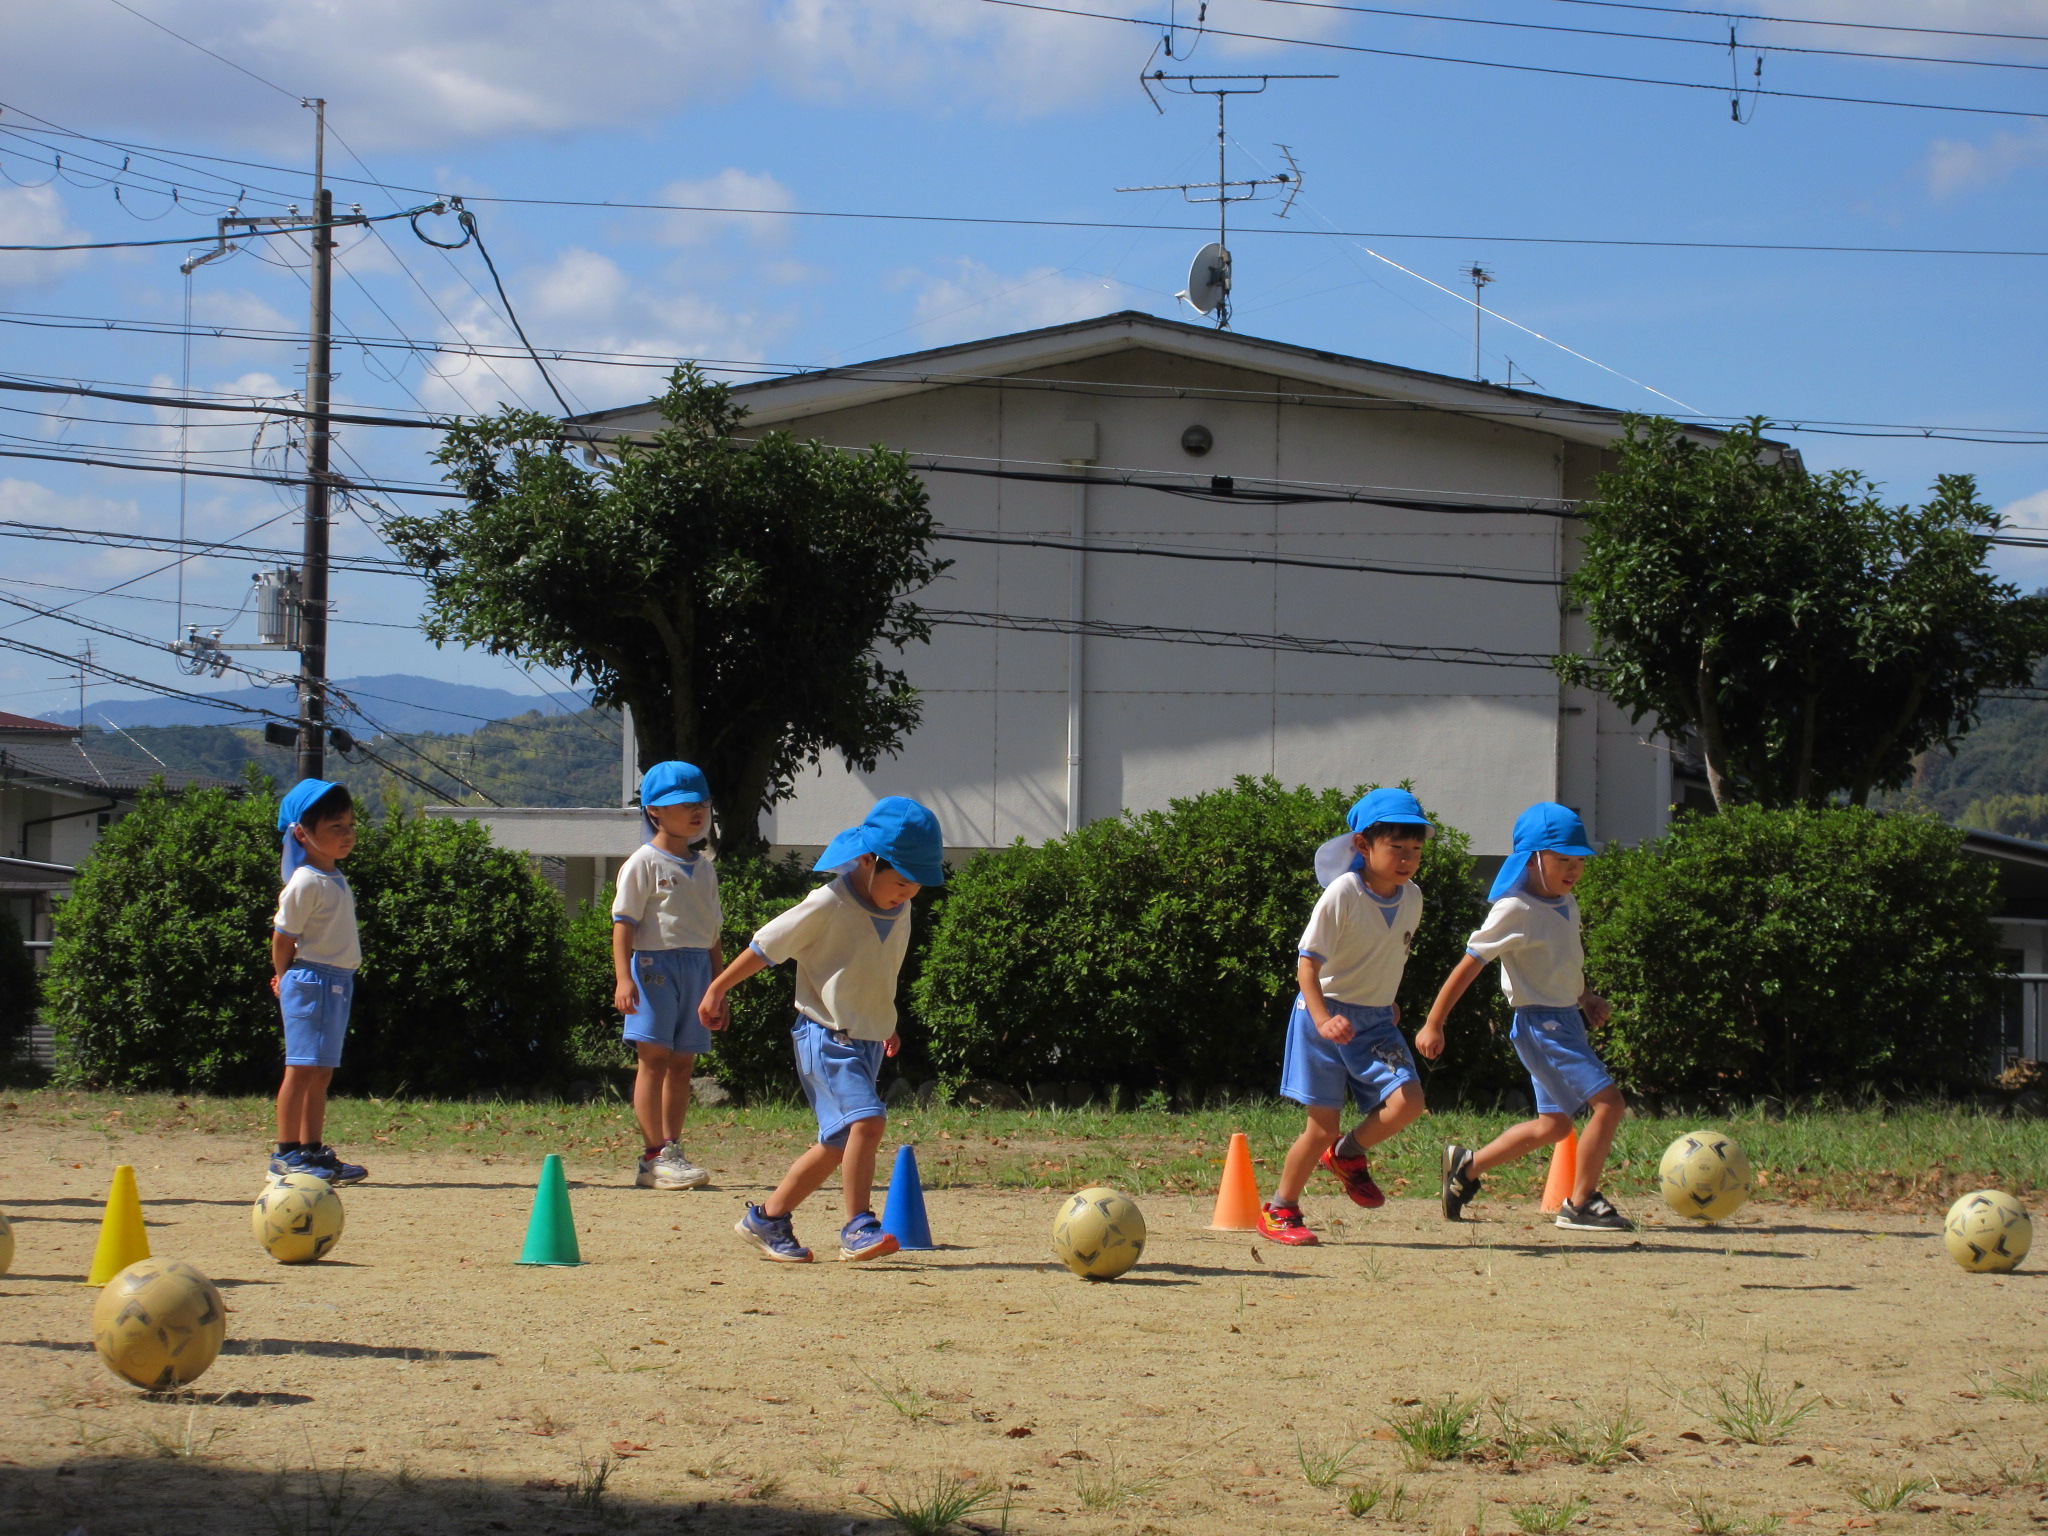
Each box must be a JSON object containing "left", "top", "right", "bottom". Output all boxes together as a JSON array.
[{"left": 2, "top": 1455, "right": 919, "bottom": 1535}]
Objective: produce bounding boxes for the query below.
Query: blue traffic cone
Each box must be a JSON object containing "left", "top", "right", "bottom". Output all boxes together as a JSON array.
[{"left": 879, "top": 1144, "right": 934, "bottom": 1251}]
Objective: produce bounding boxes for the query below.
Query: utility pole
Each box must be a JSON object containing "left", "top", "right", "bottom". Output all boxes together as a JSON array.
[
  {"left": 1465, "top": 263, "right": 1494, "bottom": 382},
  {"left": 296, "top": 99, "right": 333, "bottom": 783}
]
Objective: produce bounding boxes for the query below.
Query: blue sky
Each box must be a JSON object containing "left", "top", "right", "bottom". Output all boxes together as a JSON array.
[{"left": 1, "top": 0, "right": 2045, "bottom": 726}]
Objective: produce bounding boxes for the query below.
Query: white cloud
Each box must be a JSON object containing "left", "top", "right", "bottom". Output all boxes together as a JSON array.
[
  {"left": 904, "top": 258, "right": 1140, "bottom": 348},
  {"left": 0, "top": 186, "right": 89, "bottom": 292},
  {"left": 653, "top": 170, "right": 798, "bottom": 247},
  {"left": 1922, "top": 124, "right": 2048, "bottom": 200}
]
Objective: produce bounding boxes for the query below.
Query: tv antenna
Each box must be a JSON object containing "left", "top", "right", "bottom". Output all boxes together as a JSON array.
[
  {"left": 1463, "top": 262, "right": 1494, "bottom": 382},
  {"left": 1118, "top": 70, "right": 1332, "bottom": 329}
]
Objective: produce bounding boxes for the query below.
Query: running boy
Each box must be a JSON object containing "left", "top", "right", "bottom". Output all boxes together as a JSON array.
[
  {"left": 1416, "top": 801, "right": 1631, "bottom": 1232},
  {"left": 698, "top": 797, "right": 944, "bottom": 1264},
  {"left": 269, "top": 778, "right": 367, "bottom": 1185},
  {"left": 612, "top": 761, "right": 723, "bottom": 1191},
  {"left": 1259, "top": 787, "right": 1434, "bottom": 1246}
]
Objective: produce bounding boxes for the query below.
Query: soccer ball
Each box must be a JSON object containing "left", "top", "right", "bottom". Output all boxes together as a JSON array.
[
  {"left": 1944, "top": 1190, "right": 2032, "bottom": 1274},
  {"left": 1051, "top": 1186, "right": 1146, "bottom": 1281},
  {"left": 91, "top": 1257, "right": 227, "bottom": 1390},
  {"left": 1658, "top": 1130, "right": 1754, "bottom": 1223},
  {"left": 252, "top": 1174, "right": 345, "bottom": 1264}
]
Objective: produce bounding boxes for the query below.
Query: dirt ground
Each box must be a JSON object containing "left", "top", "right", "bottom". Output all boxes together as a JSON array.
[{"left": 4, "top": 1121, "right": 2047, "bottom": 1536}]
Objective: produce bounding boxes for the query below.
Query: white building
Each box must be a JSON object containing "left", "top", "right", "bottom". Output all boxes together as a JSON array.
[{"left": 580, "top": 311, "right": 1748, "bottom": 863}]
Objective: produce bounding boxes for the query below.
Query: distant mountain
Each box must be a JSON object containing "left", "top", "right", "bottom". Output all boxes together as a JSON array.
[{"left": 50, "top": 674, "right": 588, "bottom": 735}]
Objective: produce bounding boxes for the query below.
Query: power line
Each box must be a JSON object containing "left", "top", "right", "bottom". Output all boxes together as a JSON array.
[
  {"left": 933, "top": 528, "right": 1562, "bottom": 584},
  {"left": 8, "top": 110, "right": 2048, "bottom": 260},
  {"left": 977, "top": 0, "right": 2048, "bottom": 120},
  {"left": 0, "top": 203, "right": 438, "bottom": 252},
  {"left": 0, "top": 517, "right": 412, "bottom": 575},
  {"left": 924, "top": 609, "right": 1556, "bottom": 667},
  {"left": 1530, "top": 0, "right": 2048, "bottom": 47}
]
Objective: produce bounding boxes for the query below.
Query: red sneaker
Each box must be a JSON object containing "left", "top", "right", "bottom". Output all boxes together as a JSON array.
[
  {"left": 1257, "top": 1202, "right": 1320, "bottom": 1246},
  {"left": 1321, "top": 1144, "right": 1386, "bottom": 1208}
]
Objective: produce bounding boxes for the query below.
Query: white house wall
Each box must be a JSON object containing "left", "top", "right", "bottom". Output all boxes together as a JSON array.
[{"left": 709, "top": 346, "right": 1666, "bottom": 857}]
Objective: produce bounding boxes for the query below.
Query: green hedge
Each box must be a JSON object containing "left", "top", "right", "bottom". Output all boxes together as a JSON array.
[
  {"left": 47, "top": 775, "right": 571, "bottom": 1094},
  {"left": 912, "top": 777, "right": 1515, "bottom": 1103},
  {"left": 1578, "top": 804, "right": 2002, "bottom": 1101}
]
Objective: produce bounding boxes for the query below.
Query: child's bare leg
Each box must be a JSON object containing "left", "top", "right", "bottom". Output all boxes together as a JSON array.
[
  {"left": 1570, "top": 1087, "right": 1626, "bottom": 1204},
  {"left": 839, "top": 1115, "right": 887, "bottom": 1217},
  {"left": 1275, "top": 1106, "right": 1342, "bottom": 1206},
  {"left": 663, "top": 1052, "right": 696, "bottom": 1144},
  {"left": 276, "top": 1066, "right": 333, "bottom": 1145},
  {"left": 632, "top": 1042, "right": 680, "bottom": 1147},
  {"left": 1349, "top": 1083, "right": 1426, "bottom": 1150},
  {"left": 1470, "top": 1111, "right": 1572, "bottom": 1176},
  {"left": 763, "top": 1142, "right": 845, "bottom": 1218}
]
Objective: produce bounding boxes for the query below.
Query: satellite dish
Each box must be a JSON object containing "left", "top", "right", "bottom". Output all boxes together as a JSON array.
[{"left": 1183, "top": 242, "right": 1231, "bottom": 316}]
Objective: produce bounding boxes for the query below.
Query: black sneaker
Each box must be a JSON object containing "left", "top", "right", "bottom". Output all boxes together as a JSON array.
[
  {"left": 1441, "top": 1143, "right": 1481, "bottom": 1221},
  {"left": 1555, "top": 1192, "right": 1634, "bottom": 1232}
]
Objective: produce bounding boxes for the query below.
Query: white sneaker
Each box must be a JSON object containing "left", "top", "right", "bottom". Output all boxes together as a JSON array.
[
  {"left": 635, "top": 1152, "right": 661, "bottom": 1189},
  {"left": 655, "top": 1141, "right": 710, "bottom": 1189}
]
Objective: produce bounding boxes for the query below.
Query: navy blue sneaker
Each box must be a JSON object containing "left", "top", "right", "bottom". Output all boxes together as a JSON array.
[
  {"left": 838, "top": 1211, "right": 900, "bottom": 1263},
  {"left": 267, "top": 1147, "right": 316, "bottom": 1180},
  {"left": 736, "top": 1203, "right": 813, "bottom": 1263},
  {"left": 306, "top": 1145, "right": 368, "bottom": 1185}
]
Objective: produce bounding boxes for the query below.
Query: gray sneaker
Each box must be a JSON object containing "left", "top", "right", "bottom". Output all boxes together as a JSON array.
[
  {"left": 1556, "top": 1192, "right": 1634, "bottom": 1232},
  {"left": 655, "top": 1141, "right": 710, "bottom": 1190},
  {"left": 1442, "top": 1143, "right": 1481, "bottom": 1221}
]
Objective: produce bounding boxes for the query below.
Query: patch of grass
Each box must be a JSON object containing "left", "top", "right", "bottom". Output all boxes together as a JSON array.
[
  {"left": 866, "top": 1371, "right": 936, "bottom": 1423},
  {"left": 565, "top": 1453, "right": 614, "bottom": 1513},
  {"left": 1074, "top": 1451, "right": 1170, "bottom": 1511},
  {"left": 862, "top": 1474, "right": 1006, "bottom": 1535},
  {"left": 262, "top": 1451, "right": 386, "bottom": 1536},
  {"left": 1854, "top": 1475, "right": 1933, "bottom": 1512},
  {"left": 1510, "top": 1496, "right": 1589, "bottom": 1534},
  {"left": 1489, "top": 1400, "right": 1541, "bottom": 1464},
  {"left": 1677, "top": 1493, "right": 1781, "bottom": 1536},
  {"left": 1297, "top": 1432, "right": 1365, "bottom": 1489},
  {"left": 1387, "top": 1395, "right": 1483, "bottom": 1469},
  {"left": 135, "top": 1406, "right": 232, "bottom": 1460},
  {"left": 1702, "top": 1354, "right": 1818, "bottom": 1446},
  {"left": 1548, "top": 1401, "right": 1645, "bottom": 1467},
  {"left": 1345, "top": 1479, "right": 1415, "bottom": 1520},
  {"left": 1986, "top": 1367, "right": 2048, "bottom": 1403}
]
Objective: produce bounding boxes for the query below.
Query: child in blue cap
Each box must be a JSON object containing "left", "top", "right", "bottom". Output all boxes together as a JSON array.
[
  {"left": 1259, "top": 788, "right": 1434, "bottom": 1247},
  {"left": 612, "top": 761, "right": 723, "bottom": 1190},
  {"left": 268, "top": 778, "right": 367, "bottom": 1185},
  {"left": 1418, "top": 801, "right": 1631, "bottom": 1232},
  {"left": 698, "top": 796, "right": 945, "bottom": 1263}
]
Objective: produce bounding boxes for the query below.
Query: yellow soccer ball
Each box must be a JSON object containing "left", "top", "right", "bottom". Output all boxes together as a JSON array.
[
  {"left": 252, "top": 1173, "right": 345, "bottom": 1264},
  {"left": 1052, "top": 1186, "right": 1146, "bottom": 1281},
  {"left": 1945, "top": 1190, "right": 2032, "bottom": 1274},
  {"left": 91, "top": 1257, "right": 227, "bottom": 1390},
  {"left": 1658, "top": 1129, "right": 1755, "bottom": 1223}
]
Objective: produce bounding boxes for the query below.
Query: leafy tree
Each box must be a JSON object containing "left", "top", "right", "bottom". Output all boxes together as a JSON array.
[
  {"left": 914, "top": 777, "right": 1516, "bottom": 1102},
  {"left": 391, "top": 367, "right": 948, "bottom": 853},
  {"left": 1558, "top": 418, "right": 2048, "bottom": 807},
  {"left": 1578, "top": 805, "right": 2000, "bottom": 1101},
  {"left": 1958, "top": 792, "right": 2048, "bottom": 842}
]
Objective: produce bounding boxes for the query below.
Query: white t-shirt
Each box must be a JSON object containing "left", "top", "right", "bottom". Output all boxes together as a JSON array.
[
  {"left": 1465, "top": 889, "right": 1585, "bottom": 1009},
  {"left": 273, "top": 866, "right": 361, "bottom": 971},
  {"left": 749, "top": 876, "right": 912, "bottom": 1042},
  {"left": 1298, "top": 874, "right": 1423, "bottom": 1006},
  {"left": 611, "top": 843, "right": 721, "bottom": 951}
]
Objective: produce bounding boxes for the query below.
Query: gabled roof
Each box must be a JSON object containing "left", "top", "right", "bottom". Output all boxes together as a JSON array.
[
  {"left": 0, "top": 741, "right": 236, "bottom": 798},
  {"left": 578, "top": 310, "right": 1775, "bottom": 458},
  {"left": 0, "top": 711, "right": 77, "bottom": 735}
]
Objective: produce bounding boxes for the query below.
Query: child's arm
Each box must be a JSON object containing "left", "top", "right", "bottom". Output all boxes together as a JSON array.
[
  {"left": 611, "top": 921, "right": 639, "bottom": 1015},
  {"left": 1416, "top": 952, "right": 1488, "bottom": 1060},
  {"left": 697, "top": 946, "right": 770, "bottom": 1031},
  {"left": 1297, "top": 954, "right": 1353, "bottom": 1044},
  {"left": 1579, "top": 989, "right": 1611, "bottom": 1029},
  {"left": 270, "top": 930, "right": 298, "bottom": 999}
]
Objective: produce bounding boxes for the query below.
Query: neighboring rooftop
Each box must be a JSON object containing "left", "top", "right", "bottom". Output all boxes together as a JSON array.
[
  {"left": 0, "top": 711, "right": 79, "bottom": 737},
  {"left": 0, "top": 740, "right": 237, "bottom": 798}
]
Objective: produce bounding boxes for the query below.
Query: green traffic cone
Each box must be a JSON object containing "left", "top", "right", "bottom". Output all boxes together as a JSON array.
[{"left": 517, "top": 1154, "right": 582, "bottom": 1267}]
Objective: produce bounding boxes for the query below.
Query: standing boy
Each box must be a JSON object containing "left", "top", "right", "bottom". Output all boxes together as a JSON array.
[
  {"left": 1417, "top": 801, "right": 1631, "bottom": 1232},
  {"left": 698, "top": 797, "right": 944, "bottom": 1264},
  {"left": 270, "top": 778, "right": 367, "bottom": 1185},
  {"left": 612, "top": 761, "right": 723, "bottom": 1190},
  {"left": 1259, "top": 788, "right": 1433, "bottom": 1246}
]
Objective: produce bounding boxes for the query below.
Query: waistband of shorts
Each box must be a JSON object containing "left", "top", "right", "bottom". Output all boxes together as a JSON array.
[
  {"left": 1295, "top": 995, "right": 1395, "bottom": 1022},
  {"left": 633, "top": 944, "right": 712, "bottom": 957},
  {"left": 288, "top": 959, "right": 357, "bottom": 981},
  {"left": 1512, "top": 1003, "right": 1583, "bottom": 1022}
]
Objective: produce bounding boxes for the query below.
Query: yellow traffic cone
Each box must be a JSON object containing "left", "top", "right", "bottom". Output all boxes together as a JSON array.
[{"left": 84, "top": 1164, "right": 150, "bottom": 1286}]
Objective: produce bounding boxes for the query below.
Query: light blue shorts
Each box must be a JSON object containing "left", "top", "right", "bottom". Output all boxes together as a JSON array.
[
  {"left": 280, "top": 960, "right": 355, "bottom": 1069},
  {"left": 622, "top": 946, "right": 715, "bottom": 1055},
  {"left": 1278, "top": 997, "right": 1419, "bottom": 1114},
  {"left": 1510, "top": 1005, "right": 1614, "bottom": 1117},
  {"left": 792, "top": 1015, "right": 887, "bottom": 1148}
]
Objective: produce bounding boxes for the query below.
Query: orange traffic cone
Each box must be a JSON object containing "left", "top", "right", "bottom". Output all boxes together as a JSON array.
[
  {"left": 1209, "top": 1131, "right": 1262, "bottom": 1231},
  {"left": 1540, "top": 1127, "right": 1579, "bottom": 1213}
]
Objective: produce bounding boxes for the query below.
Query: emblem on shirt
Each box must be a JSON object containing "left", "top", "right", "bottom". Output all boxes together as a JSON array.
[{"left": 1400, "top": 930, "right": 1415, "bottom": 950}]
